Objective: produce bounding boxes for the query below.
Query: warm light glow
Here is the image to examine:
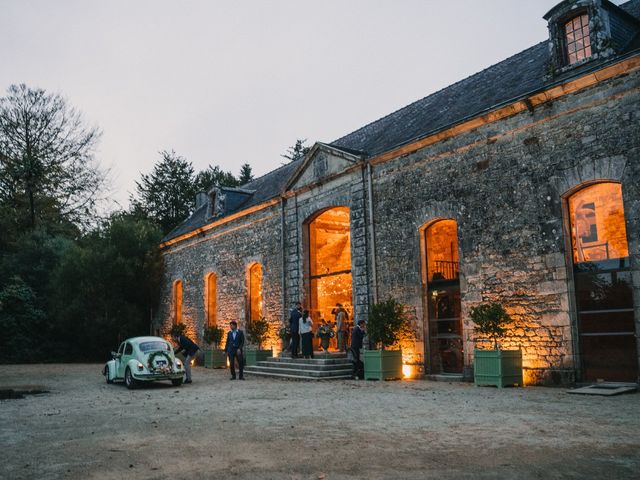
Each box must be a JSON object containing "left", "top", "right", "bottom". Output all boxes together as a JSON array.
[
  {"left": 308, "top": 207, "right": 353, "bottom": 330},
  {"left": 569, "top": 182, "right": 629, "bottom": 263},
  {"left": 173, "top": 280, "right": 183, "bottom": 325},
  {"left": 426, "top": 219, "right": 459, "bottom": 281},
  {"left": 248, "top": 263, "right": 264, "bottom": 322},
  {"left": 402, "top": 364, "right": 414, "bottom": 379},
  {"left": 565, "top": 14, "right": 592, "bottom": 65},
  {"left": 206, "top": 273, "right": 217, "bottom": 327}
]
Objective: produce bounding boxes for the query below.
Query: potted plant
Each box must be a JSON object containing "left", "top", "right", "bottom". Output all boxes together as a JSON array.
[
  {"left": 203, "top": 325, "right": 226, "bottom": 368},
  {"left": 363, "top": 298, "right": 407, "bottom": 380},
  {"left": 244, "top": 318, "right": 273, "bottom": 366},
  {"left": 277, "top": 324, "right": 291, "bottom": 356},
  {"left": 470, "top": 302, "right": 522, "bottom": 388}
]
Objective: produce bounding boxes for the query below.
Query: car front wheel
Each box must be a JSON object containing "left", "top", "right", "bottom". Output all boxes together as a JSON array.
[
  {"left": 124, "top": 367, "right": 138, "bottom": 390},
  {"left": 104, "top": 365, "right": 113, "bottom": 384},
  {"left": 171, "top": 378, "right": 183, "bottom": 387}
]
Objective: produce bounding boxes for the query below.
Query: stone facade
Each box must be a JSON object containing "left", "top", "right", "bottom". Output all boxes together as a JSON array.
[{"left": 157, "top": 0, "right": 640, "bottom": 384}]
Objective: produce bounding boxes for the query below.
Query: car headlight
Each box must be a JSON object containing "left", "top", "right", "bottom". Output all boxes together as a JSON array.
[
  {"left": 175, "top": 359, "right": 183, "bottom": 369},
  {"left": 136, "top": 362, "right": 144, "bottom": 371}
]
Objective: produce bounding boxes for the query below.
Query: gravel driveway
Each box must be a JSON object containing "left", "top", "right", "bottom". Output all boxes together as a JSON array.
[{"left": 0, "top": 364, "right": 638, "bottom": 479}]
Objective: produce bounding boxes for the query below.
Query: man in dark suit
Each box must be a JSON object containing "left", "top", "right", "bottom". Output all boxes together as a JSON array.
[
  {"left": 289, "top": 301, "right": 302, "bottom": 358},
  {"left": 350, "top": 319, "right": 366, "bottom": 379},
  {"left": 224, "top": 321, "right": 245, "bottom": 380}
]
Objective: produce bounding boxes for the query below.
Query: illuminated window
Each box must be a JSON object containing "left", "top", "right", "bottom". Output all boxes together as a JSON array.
[
  {"left": 247, "top": 263, "right": 263, "bottom": 323},
  {"left": 424, "top": 219, "right": 462, "bottom": 374},
  {"left": 173, "top": 280, "right": 183, "bottom": 325},
  {"left": 308, "top": 207, "right": 352, "bottom": 327},
  {"left": 206, "top": 273, "right": 217, "bottom": 327},
  {"left": 568, "top": 182, "right": 637, "bottom": 382},
  {"left": 565, "top": 14, "right": 592, "bottom": 65},
  {"left": 568, "top": 183, "right": 629, "bottom": 264}
]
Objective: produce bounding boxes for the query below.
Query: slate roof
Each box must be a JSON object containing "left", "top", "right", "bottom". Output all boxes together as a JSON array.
[
  {"left": 163, "top": 159, "right": 301, "bottom": 241},
  {"left": 331, "top": 0, "right": 640, "bottom": 157},
  {"left": 162, "top": 0, "right": 640, "bottom": 244}
]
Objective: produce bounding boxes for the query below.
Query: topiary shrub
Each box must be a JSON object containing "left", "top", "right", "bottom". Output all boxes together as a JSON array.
[
  {"left": 246, "top": 318, "right": 270, "bottom": 349},
  {"left": 203, "top": 325, "right": 224, "bottom": 348},
  {"left": 469, "top": 302, "right": 513, "bottom": 350},
  {"left": 367, "top": 298, "right": 409, "bottom": 350}
]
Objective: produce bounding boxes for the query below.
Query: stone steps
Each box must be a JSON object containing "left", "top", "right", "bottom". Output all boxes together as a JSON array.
[{"left": 244, "top": 352, "right": 353, "bottom": 380}]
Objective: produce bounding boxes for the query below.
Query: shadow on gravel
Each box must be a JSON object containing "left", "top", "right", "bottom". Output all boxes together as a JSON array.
[{"left": 0, "top": 387, "right": 49, "bottom": 400}]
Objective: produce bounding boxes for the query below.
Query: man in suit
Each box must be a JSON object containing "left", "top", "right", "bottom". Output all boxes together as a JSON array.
[
  {"left": 350, "top": 319, "right": 366, "bottom": 379},
  {"left": 289, "top": 301, "right": 302, "bottom": 358},
  {"left": 224, "top": 321, "right": 245, "bottom": 380}
]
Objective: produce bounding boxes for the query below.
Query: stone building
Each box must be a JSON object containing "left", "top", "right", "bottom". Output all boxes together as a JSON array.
[{"left": 157, "top": 0, "right": 640, "bottom": 385}]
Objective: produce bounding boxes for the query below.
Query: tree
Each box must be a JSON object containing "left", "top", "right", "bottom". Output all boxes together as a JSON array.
[
  {"left": 130, "top": 150, "right": 196, "bottom": 235},
  {"left": 238, "top": 163, "right": 254, "bottom": 185},
  {"left": 0, "top": 84, "right": 105, "bottom": 234},
  {"left": 281, "top": 138, "right": 310, "bottom": 163},
  {"left": 194, "top": 165, "right": 239, "bottom": 192}
]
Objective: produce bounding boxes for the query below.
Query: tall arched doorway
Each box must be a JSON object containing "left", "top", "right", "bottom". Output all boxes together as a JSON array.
[
  {"left": 247, "top": 263, "right": 264, "bottom": 324},
  {"left": 173, "top": 280, "right": 183, "bottom": 325},
  {"left": 567, "top": 182, "right": 637, "bottom": 382},
  {"left": 423, "top": 219, "right": 463, "bottom": 374},
  {"left": 307, "top": 207, "right": 353, "bottom": 334}
]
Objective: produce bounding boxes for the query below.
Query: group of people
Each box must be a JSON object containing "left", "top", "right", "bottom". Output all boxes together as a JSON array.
[
  {"left": 170, "top": 320, "right": 246, "bottom": 383},
  {"left": 288, "top": 301, "right": 366, "bottom": 379},
  {"left": 170, "top": 301, "right": 367, "bottom": 384}
]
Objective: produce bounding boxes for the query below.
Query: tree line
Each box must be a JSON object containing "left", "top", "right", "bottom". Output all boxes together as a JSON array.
[{"left": 0, "top": 84, "right": 307, "bottom": 363}]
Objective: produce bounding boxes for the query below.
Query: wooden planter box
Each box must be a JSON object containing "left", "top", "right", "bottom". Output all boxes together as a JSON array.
[
  {"left": 244, "top": 349, "right": 272, "bottom": 366},
  {"left": 363, "top": 349, "right": 403, "bottom": 380},
  {"left": 474, "top": 349, "right": 523, "bottom": 388},
  {"left": 204, "top": 348, "right": 227, "bottom": 369}
]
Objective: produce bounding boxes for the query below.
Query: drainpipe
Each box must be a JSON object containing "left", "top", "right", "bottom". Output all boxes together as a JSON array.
[
  {"left": 280, "top": 196, "right": 287, "bottom": 324},
  {"left": 366, "top": 162, "right": 378, "bottom": 304}
]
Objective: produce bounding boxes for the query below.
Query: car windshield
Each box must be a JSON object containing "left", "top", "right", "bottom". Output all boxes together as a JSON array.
[{"left": 139, "top": 341, "right": 170, "bottom": 353}]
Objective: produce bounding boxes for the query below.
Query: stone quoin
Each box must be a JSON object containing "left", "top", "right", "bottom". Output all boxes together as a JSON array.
[{"left": 156, "top": 0, "right": 640, "bottom": 385}]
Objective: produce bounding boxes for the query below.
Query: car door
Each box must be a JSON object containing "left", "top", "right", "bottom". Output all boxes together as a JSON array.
[{"left": 116, "top": 342, "right": 130, "bottom": 378}]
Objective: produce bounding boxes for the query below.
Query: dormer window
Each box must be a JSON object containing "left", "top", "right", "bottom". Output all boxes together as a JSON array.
[{"left": 565, "top": 14, "right": 591, "bottom": 65}]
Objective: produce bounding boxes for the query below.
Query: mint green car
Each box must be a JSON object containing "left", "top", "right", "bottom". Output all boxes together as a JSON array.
[{"left": 103, "top": 336, "right": 185, "bottom": 389}]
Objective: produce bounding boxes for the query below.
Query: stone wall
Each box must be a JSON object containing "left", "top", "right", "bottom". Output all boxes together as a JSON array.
[
  {"left": 157, "top": 204, "right": 284, "bottom": 351},
  {"left": 370, "top": 68, "right": 640, "bottom": 384}
]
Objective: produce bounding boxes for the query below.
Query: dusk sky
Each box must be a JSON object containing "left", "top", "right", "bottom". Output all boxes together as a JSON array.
[{"left": 2, "top": 0, "right": 604, "bottom": 208}]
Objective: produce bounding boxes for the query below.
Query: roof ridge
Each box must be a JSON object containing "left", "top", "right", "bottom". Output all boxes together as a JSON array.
[{"left": 331, "top": 40, "right": 548, "bottom": 147}]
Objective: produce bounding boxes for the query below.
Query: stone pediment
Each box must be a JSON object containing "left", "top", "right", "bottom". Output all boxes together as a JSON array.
[{"left": 285, "top": 142, "right": 365, "bottom": 192}]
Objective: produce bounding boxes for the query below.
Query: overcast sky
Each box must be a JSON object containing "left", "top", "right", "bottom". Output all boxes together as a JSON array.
[{"left": 2, "top": 0, "right": 594, "bottom": 208}]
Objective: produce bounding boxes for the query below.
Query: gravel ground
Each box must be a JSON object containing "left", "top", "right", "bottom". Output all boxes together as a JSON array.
[{"left": 0, "top": 364, "right": 638, "bottom": 480}]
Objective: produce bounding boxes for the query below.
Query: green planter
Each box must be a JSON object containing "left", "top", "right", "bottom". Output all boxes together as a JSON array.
[
  {"left": 244, "top": 349, "right": 272, "bottom": 366},
  {"left": 204, "top": 348, "right": 227, "bottom": 369},
  {"left": 363, "top": 349, "right": 403, "bottom": 380},
  {"left": 474, "top": 349, "right": 523, "bottom": 388}
]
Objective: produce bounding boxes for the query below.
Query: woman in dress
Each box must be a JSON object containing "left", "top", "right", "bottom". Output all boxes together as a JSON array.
[{"left": 299, "top": 310, "right": 314, "bottom": 359}]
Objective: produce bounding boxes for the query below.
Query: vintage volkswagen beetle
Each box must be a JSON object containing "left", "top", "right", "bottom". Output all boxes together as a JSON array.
[{"left": 103, "top": 336, "right": 185, "bottom": 389}]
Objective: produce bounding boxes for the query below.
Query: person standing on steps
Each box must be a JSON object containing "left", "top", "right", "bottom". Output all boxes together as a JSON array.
[
  {"left": 299, "top": 310, "right": 314, "bottom": 359},
  {"left": 332, "top": 303, "right": 348, "bottom": 352},
  {"left": 349, "top": 319, "right": 366, "bottom": 380},
  {"left": 224, "top": 321, "right": 245, "bottom": 380},
  {"left": 289, "top": 301, "right": 302, "bottom": 358},
  {"left": 171, "top": 332, "right": 200, "bottom": 384}
]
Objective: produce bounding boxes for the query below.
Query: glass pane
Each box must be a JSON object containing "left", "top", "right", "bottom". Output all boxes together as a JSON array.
[
  {"left": 438, "top": 338, "right": 464, "bottom": 374},
  {"left": 581, "top": 335, "right": 638, "bottom": 382},
  {"left": 568, "top": 183, "right": 629, "bottom": 264},
  {"left": 426, "top": 220, "right": 459, "bottom": 282},
  {"left": 174, "top": 280, "right": 183, "bottom": 324},
  {"left": 573, "top": 17, "right": 581, "bottom": 30},
  {"left": 565, "top": 20, "right": 574, "bottom": 33},
  {"left": 575, "top": 271, "right": 633, "bottom": 312},
  {"left": 309, "top": 207, "right": 351, "bottom": 276},
  {"left": 310, "top": 273, "right": 353, "bottom": 325},
  {"left": 585, "top": 45, "right": 592, "bottom": 57},
  {"left": 569, "top": 53, "right": 577, "bottom": 64},
  {"left": 579, "top": 311, "right": 635, "bottom": 334},
  {"left": 207, "top": 273, "right": 216, "bottom": 326}
]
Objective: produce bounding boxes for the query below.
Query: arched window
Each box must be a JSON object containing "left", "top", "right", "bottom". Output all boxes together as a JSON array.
[
  {"left": 206, "top": 273, "right": 217, "bottom": 327},
  {"left": 567, "top": 182, "right": 637, "bottom": 382},
  {"left": 247, "top": 263, "right": 263, "bottom": 323},
  {"left": 423, "top": 219, "right": 462, "bottom": 374},
  {"left": 173, "top": 280, "right": 183, "bottom": 325}
]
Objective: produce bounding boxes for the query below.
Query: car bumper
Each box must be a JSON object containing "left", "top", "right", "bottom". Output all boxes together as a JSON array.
[{"left": 131, "top": 372, "right": 184, "bottom": 381}]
